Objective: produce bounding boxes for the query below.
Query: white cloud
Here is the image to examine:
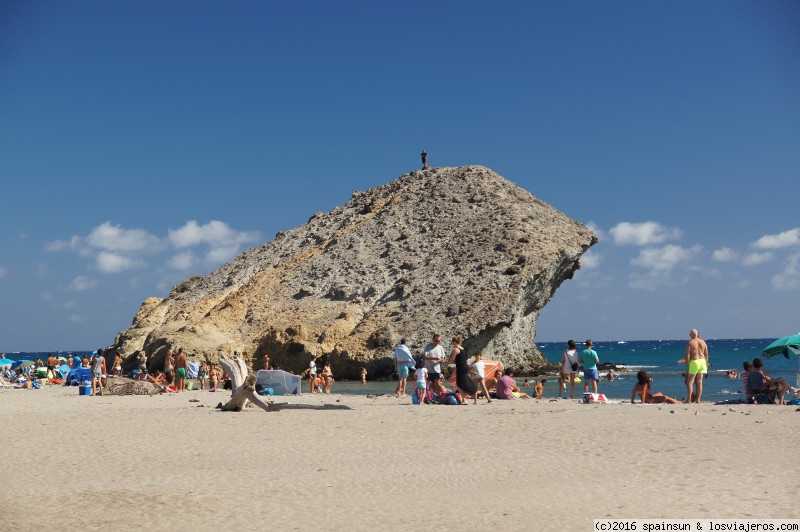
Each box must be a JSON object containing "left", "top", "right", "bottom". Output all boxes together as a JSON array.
[
  {"left": 168, "top": 220, "right": 260, "bottom": 268},
  {"left": 585, "top": 221, "right": 605, "bottom": 241},
  {"left": 627, "top": 244, "right": 699, "bottom": 290},
  {"left": 742, "top": 252, "right": 774, "bottom": 266},
  {"left": 772, "top": 253, "right": 800, "bottom": 290},
  {"left": 169, "top": 220, "right": 258, "bottom": 248},
  {"left": 609, "top": 221, "right": 682, "bottom": 246},
  {"left": 49, "top": 219, "right": 260, "bottom": 276},
  {"left": 69, "top": 276, "right": 98, "bottom": 291},
  {"left": 46, "top": 235, "right": 81, "bottom": 252},
  {"left": 168, "top": 252, "right": 196, "bottom": 271},
  {"left": 752, "top": 228, "right": 800, "bottom": 249},
  {"left": 712, "top": 247, "right": 738, "bottom": 262},
  {"left": 631, "top": 244, "right": 699, "bottom": 272},
  {"left": 97, "top": 251, "right": 143, "bottom": 273},
  {"left": 86, "top": 221, "right": 163, "bottom": 253},
  {"left": 580, "top": 251, "right": 601, "bottom": 269}
]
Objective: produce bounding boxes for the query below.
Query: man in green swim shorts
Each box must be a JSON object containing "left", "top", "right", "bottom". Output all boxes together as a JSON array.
[
  {"left": 174, "top": 347, "right": 189, "bottom": 392},
  {"left": 683, "top": 329, "right": 709, "bottom": 403}
]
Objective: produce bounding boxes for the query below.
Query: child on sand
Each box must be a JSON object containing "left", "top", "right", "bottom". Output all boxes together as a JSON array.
[
  {"left": 414, "top": 362, "right": 428, "bottom": 405},
  {"left": 469, "top": 351, "right": 492, "bottom": 404},
  {"left": 534, "top": 379, "right": 546, "bottom": 399}
]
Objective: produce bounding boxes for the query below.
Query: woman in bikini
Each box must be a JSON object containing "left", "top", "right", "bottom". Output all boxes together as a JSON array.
[
  {"left": 631, "top": 371, "right": 681, "bottom": 404},
  {"left": 321, "top": 363, "right": 334, "bottom": 393},
  {"left": 197, "top": 361, "right": 208, "bottom": 390}
]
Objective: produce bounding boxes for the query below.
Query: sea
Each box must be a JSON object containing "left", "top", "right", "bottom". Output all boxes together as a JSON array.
[{"left": 3, "top": 339, "right": 797, "bottom": 402}]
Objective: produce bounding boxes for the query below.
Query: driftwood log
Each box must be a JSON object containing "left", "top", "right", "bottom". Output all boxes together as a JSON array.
[
  {"left": 216, "top": 354, "right": 274, "bottom": 412},
  {"left": 215, "top": 354, "right": 352, "bottom": 412}
]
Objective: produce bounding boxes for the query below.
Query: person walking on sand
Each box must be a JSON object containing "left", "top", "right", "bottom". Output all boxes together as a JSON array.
[
  {"left": 447, "top": 336, "right": 477, "bottom": 404},
  {"left": 469, "top": 350, "right": 492, "bottom": 404},
  {"left": 423, "top": 333, "right": 446, "bottom": 396},
  {"left": 420, "top": 149, "right": 428, "bottom": 169},
  {"left": 681, "top": 329, "right": 708, "bottom": 403},
  {"left": 581, "top": 339, "right": 600, "bottom": 395},
  {"left": 560, "top": 340, "right": 579, "bottom": 398},
  {"left": 394, "top": 338, "right": 414, "bottom": 397}
]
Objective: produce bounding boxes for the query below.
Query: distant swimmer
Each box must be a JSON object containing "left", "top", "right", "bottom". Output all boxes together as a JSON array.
[{"left": 420, "top": 149, "right": 428, "bottom": 169}]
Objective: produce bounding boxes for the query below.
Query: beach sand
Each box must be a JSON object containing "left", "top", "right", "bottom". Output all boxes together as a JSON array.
[{"left": 2, "top": 384, "right": 798, "bottom": 531}]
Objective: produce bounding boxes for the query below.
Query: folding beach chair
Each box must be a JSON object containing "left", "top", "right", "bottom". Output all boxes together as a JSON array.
[{"left": 747, "top": 372, "right": 774, "bottom": 404}]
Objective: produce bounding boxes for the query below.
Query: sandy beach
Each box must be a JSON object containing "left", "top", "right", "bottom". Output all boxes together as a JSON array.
[{"left": 2, "top": 384, "right": 798, "bottom": 531}]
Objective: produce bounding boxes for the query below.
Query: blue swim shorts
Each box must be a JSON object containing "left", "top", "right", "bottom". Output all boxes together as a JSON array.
[
  {"left": 584, "top": 369, "right": 600, "bottom": 381},
  {"left": 397, "top": 365, "right": 409, "bottom": 378}
]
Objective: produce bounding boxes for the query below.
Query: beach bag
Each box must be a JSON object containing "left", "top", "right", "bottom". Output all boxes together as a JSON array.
[{"left": 565, "top": 350, "right": 579, "bottom": 371}]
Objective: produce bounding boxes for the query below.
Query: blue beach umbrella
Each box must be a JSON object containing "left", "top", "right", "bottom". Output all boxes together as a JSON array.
[
  {"left": 10, "top": 360, "right": 32, "bottom": 370},
  {"left": 762, "top": 334, "right": 800, "bottom": 387}
]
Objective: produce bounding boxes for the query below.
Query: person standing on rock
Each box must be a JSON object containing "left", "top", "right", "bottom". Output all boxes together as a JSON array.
[
  {"left": 420, "top": 149, "right": 428, "bottom": 169},
  {"left": 423, "top": 334, "right": 446, "bottom": 396},
  {"left": 393, "top": 338, "right": 414, "bottom": 397}
]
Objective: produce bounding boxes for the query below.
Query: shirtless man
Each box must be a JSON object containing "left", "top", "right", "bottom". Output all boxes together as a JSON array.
[
  {"left": 682, "top": 329, "right": 709, "bottom": 403},
  {"left": 174, "top": 348, "right": 189, "bottom": 392},
  {"left": 45, "top": 353, "right": 57, "bottom": 379}
]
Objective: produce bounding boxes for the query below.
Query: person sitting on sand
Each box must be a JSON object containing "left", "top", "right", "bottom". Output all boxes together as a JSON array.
[
  {"left": 630, "top": 371, "right": 681, "bottom": 404},
  {"left": 494, "top": 370, "right": 523, "bottom": 400}
]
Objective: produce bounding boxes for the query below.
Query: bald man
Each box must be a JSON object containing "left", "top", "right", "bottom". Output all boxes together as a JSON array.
[{"left": 683, "top": 329, "right": 709, "bottom": 403}]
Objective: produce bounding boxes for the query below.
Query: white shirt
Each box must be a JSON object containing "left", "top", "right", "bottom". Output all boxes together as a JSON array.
[
  {"left": 423, "top": 343, "right": 445, "bottom": 374},
  {"left": 415, "top": 367, "right": 428, "bottom": 384},
  {"left": 309, "top": 360, "right": 317, "bottom": 375},
  {"left": 471, "top": 360, "right": 485, "bottom": 379}
]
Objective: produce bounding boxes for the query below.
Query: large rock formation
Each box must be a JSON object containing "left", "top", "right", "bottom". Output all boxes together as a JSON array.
[{"left": 112, "top": 166, "right": 596, "bottom": 377}]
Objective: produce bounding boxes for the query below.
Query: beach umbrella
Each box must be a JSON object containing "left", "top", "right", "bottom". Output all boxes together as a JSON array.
[
  {"left": 10, "top": 360, "right": 32, "bottom": 370},
  {"left": 762, "top": 334, "right": 800, "bottom": 387}
]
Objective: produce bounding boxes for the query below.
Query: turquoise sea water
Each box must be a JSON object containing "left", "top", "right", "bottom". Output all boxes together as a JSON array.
[{"left": 3, "top": 339, "right": 797, "bottom": 402}]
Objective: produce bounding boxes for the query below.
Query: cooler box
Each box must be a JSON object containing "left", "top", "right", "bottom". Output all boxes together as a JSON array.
[{"left": 79, "top": 384, "right": 92, "bottom": 396}]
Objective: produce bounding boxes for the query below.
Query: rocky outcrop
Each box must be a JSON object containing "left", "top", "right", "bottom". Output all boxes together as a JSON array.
[{"left": 112, "top": 166, "right": 597, "bottom": 377}]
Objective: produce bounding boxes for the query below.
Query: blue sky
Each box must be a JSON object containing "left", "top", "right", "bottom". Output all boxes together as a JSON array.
[{"left": 1, "top": 1, "right": 798, "bottom": 352}]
